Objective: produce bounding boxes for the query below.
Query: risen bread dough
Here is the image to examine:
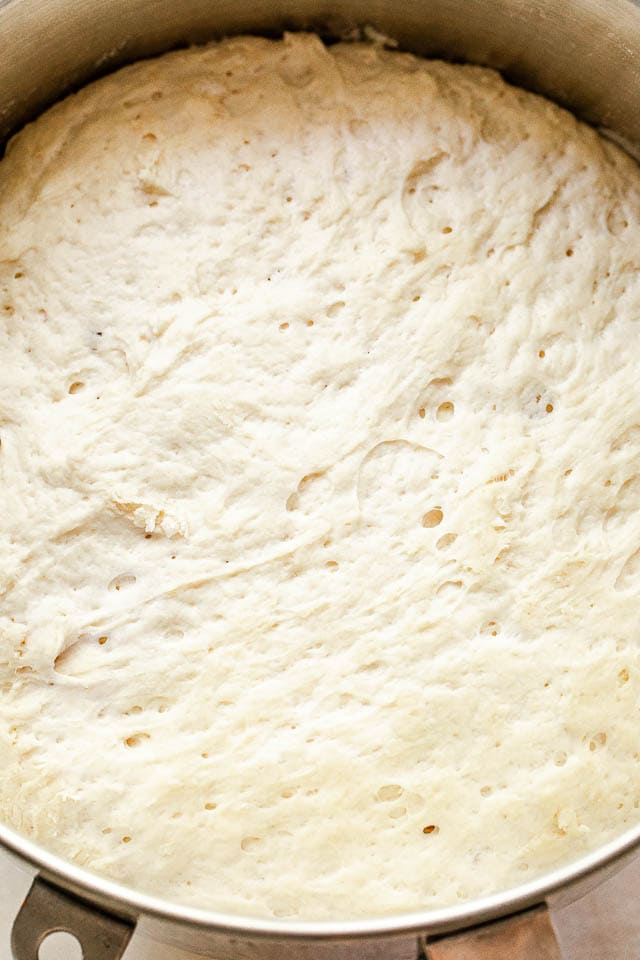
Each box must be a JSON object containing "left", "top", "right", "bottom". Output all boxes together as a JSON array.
[{"left": 1, "top": 32, "right": 640, "bottom": 920}]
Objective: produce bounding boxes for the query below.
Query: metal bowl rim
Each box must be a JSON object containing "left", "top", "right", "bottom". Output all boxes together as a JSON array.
[{"left": 1, "top": 819, "right": 639, "bottom": 938}]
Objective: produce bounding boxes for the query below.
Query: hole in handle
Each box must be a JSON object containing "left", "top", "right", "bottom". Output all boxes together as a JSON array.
[{"left": 38, "top": 931, "right": 83, "bottom": 960}]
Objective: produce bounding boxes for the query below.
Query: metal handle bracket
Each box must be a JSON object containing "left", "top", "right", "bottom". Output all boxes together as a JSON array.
[
  {"left": 11, "top": 877, "right": 135, "bottom": 960},
  {"left": 421, "top": 905, "right": 562, "bottom": 960}
]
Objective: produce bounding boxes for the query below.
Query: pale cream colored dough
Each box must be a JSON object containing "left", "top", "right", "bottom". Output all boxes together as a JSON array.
[{"left": 1, "top": 32, "right": 640, "bottom": 920}]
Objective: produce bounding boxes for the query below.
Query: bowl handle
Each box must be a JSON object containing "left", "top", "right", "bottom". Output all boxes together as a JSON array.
[
  {"left": 422, "top": 905, "right": 561, "bottom": 959},
  {"left": 11, "top": 876, "right": 135, "bottom": 960}
]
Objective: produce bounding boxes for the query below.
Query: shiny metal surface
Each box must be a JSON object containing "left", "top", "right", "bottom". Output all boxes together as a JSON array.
[
  {"left": 3, "top": 0, "right": 640, "bottom": 148},
  {"left": 1, "top": 0, "right": 640, "bottom": 956}
]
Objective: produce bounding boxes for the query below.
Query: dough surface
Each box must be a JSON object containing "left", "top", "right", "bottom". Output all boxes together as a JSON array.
[{"left": 1, "top": 33, "right": 640, "bottom": 920}]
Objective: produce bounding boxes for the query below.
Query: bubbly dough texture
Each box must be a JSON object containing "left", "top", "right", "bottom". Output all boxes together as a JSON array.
[{"left": 1, "top": 33, "right": 640, "bottom": 920}]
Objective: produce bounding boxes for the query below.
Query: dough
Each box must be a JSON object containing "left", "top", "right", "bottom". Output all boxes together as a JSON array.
[{"left": 1, "top": 33, "right": 639, "bottom": 920}]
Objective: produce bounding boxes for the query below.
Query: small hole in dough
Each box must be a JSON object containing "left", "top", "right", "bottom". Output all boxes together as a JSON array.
[
  {"left": 241, "top": 836, "right": 262, "bottom": 852},
  {"left": 436, "top": 401, "right": 454, "bottom": 421},
  {"left": 376, "top": 784, "right": 403, "bottom": 801},
  {"left": 109, "top": 573, "right": 137, "bottom": 591},
  {"left": 326, "top": 301, "right": 345, "bottom": 318},
  {"left": 422, "top": 508, "right": 443, "bottom": 528},
  {"left": 124, "top": 733, "right": 150, "bottom": 748},
  {"left": 436, "top": 532, "right": 457, "bottom": 549}
]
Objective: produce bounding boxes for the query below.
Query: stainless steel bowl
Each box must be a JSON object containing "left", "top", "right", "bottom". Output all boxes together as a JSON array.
[{"left": 2, "top": 1, "right": 640, "bottom": 958}]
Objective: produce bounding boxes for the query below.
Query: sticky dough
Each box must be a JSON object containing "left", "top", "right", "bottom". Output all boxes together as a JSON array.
[{"left": 1, "top": 33, "right": 640, "bottom": 920}]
